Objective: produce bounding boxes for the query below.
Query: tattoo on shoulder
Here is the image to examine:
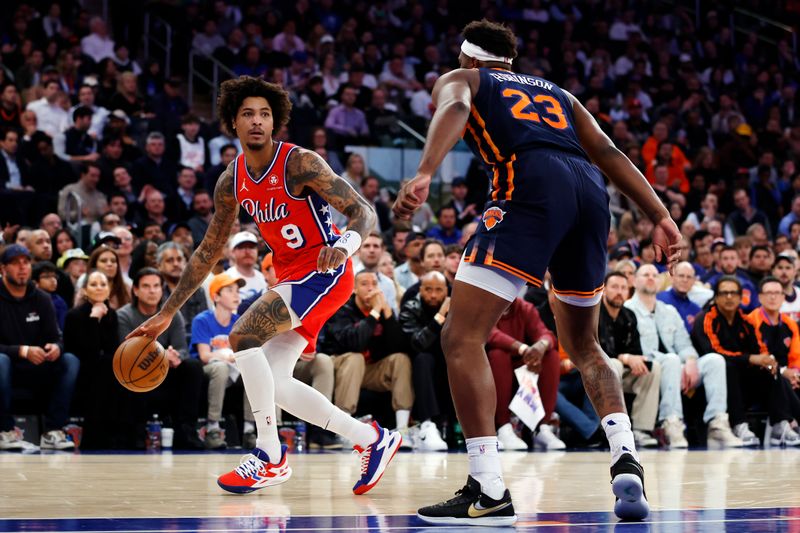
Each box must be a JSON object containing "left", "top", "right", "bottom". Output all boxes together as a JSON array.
[{"left": 285, "top": 149, "right": 376, "bottom": 234}]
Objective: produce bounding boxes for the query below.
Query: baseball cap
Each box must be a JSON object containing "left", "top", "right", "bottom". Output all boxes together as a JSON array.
[
  {"left": 56, "top": 248, "right": 89, "bottom": 269},
  {"left": 735, "top": 123, "right": 753, "bottom": 137},
  {"left": 775, "top": 251, "right": 797, "bottom": 267},
  {"left": 110, "top": 109, "right": 130, "bottom": 124},
  {"left": 230, "top": 231, "right": 258, "bottom": 249},
  {"left": 610, "top": 244, "right": 633, "bottom": 261},
  {"left": 1, "top": 244, "right": 31, "bottom": 264},
  {"left": 320, "top": 34, "right": 335, "bottom": 44},
  {"left": 168, "top": 221, "right": 191, "bottom": 237},
  {"left": 404, "top": 231, "right": 427, "bottom": 247},
  {"left": 209, "top": 272, "right": 246, "bottom": 299},
  {"left": 93, "top": 231, "right": 122, "bottom": 250},
  {"left": 452, "top": 177, "right": 466, "bottom": 187}
]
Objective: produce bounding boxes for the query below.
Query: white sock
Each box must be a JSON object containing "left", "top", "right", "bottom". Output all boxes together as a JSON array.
[
  {"left": 325, "top": 407, "right": 378, "bottom": 449},
  {"left": 243, "top": 421, "right": 255, "bottom": 434},
  {"left": 235, "top": 347, "right": 282, "bottom": 462},
  {"left": 395, "top": 409, "right": 410, "bottom": 430},
  {"left": 207, "top": 420, "right": 220, "bottom": 431},
  {"left": 602, "top": 413, "right": 639, "bottom": 465},
  {"left": 466, "top": 436, "right": 505, "bottom": 500}
]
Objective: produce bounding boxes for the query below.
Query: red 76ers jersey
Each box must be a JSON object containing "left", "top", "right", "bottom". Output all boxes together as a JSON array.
[{"left": 233, "top": 142, "right": 341, "bottom": 281}]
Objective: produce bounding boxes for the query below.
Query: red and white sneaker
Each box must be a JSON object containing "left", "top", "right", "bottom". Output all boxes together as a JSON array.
[
  {"left": 217, "top": 444, "right": 292, "bottom": 494},
  {"left": 352, "top": 421, "right": 402, "bottom": 495}
]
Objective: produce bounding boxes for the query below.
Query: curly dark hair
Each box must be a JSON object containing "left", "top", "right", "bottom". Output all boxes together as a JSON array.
[
  {"left": 217, "top": 76, "right": 293, "bottom": 136},
  {"left": 462, "top": 19, "right": 518, "bottom": 61}
]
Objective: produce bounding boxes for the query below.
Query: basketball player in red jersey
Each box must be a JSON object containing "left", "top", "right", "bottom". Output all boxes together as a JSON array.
[
  {"left": 394, "top": 21, "right": 681, "bottom": 525},
  {"left": 128, "top": 76, "right": 402, "bottom": 495}
]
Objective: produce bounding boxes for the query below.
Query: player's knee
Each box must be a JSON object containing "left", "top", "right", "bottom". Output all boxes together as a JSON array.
[{"left": 229, "top": 330, "right": 263, "bottom": 352}]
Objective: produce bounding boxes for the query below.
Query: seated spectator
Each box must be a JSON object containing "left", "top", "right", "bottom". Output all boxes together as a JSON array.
[
  {"left": 57, "top": 163, "right": 108, "bottom": 225},
  {"left": 32, "top": 261, "right": 67, "bottom": 330},
  {"left": 227, "top": 231, "right": 267, "bottom": 310},
  {"left": 749, "top": 277, "right": 800, "bottom": 408},
  {"left": 626, "top": 265, "right": 742, "bottom": 448},
  {"left": 0, "top": 128, "right": 31, "bottom": 191},
  {"left": 57, "top": 248, "right": 89, "bottom": 293},
  {"left": 77, "top": 246, "right": 130, "bottom": 310},
  {"left": 28, "top": 228, "right": 74, "bottom": 309},
  {"left": 205, "top": 144, "right": 238, "bottom": 191},
  {"left": 401, "top": 239, "right": 447, "bottom": 305},
  {"left": 0, "top": 245, "right": 79, "bottom": 450},
  {"left": 360, "top": 176, "right": 392, "bottom": 232},
  {"left": 174, "top": 114, "right": 206, "bottom": 174},
  {"left": 131, "top": 132, "right": 178, "bottom": 195},
  {"left": 25, "top": 80, "right": 68, "bottom": 138},
  {"left": 443, "top": 244, "right": 461, "bottom": 286},
  {"left": 394, "top": 231, "right": 427, "bottom": 290},
  {"left": 66, "top": 84, "right": 110, "bottom": 141},
  {"left": 129, "top": 239, "right": 158, "bottom": 275},
  {"left": 426, "top": 206, "right": 462, "bottom": 246},
  {"left": 168, "top": 222, "right": 194, "bottom": 254},
  {"left": 724, "top": 188, "right": 772, "bottom": 243},
  {"left": 773, "top": 253, "right": 800, "bottom": 323},
  {"left": 319, "top": 270, "right": 413, "bottom": 438},
  {"left": 141, "top": 221, "right": 166, "bottom": 244},
  {"left": 487, "top": 296, "right": 565, "bottom": 451},
  {"left": 447, "top": 177, "right": 478, "bottom": 230},
  {"left": 190, "top": 272, "right": 251, "bottom": 450},
  {"left": 63, "top": 270, "right": 120, "bottom": 448},
  {"left": 705, "top": 246, "right": 759, "bottom": 311},
  {"left": 111, "top": 226, "right": 134, "bottom": 284},
  {"left": 378, "top": 251, "right": 405, "bottom": 309},
  {"left": 61, "top": 106, "right": 99, "bottom": 164},
  {"left": 158, "top": 242, "right": 208, "bottom": 342},
  {"left": 599, "top": 272, "right": 660, "bottom": 448},
  {"left": 140, "top": 188, "right": 169, "bottom": 229},
  {"left": 324, "top": 85, "right": 369, "bottom": 147},
  {"left": 778, "top": 195, "right": 800, "bottom": 237},
  {"left": 81, "top": 17, "right": 115, "bottom": 63},
  {"left": 341, "top": 152, "right": 367, "bottom": 190},
  {"left": 117, "top": 268, "right": 204, "bottom": 449},
  {"left": 187, "top": 190, "right": 213, "bottom": 249},
  {"left": 744, "top": 245, "right": 774, "bottom": 286},
  {"left": 167, "top": 167, "right": 198, "bottom": 223},
  {"left": 355, "top": 231, "right": 398, "bottom": 314},
  {"left": 657, "top": 262, "right": 703, "bottom": 333},
  {"left": 398, "top": 271, "right": 452, "bottom": 450},
  {"left": 692, "top": 276, "right": 800, "bottom": 446}
]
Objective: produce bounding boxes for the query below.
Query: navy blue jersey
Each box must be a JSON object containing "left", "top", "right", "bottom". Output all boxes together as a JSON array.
[{"left": 463, "top": 68, "right": 590, "bottom": 203}]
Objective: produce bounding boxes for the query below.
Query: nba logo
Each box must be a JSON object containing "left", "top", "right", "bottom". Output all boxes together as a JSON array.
[
  {"left": 269, "top": 175, "right": 278, "bottom": 185},
  {"left": 479, "top": 444, "right": 486, "bottom": 454}
]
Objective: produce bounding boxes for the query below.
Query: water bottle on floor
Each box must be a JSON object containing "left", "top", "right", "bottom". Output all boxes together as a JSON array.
[{"left": 146, "top": 414, "right": 162, "bottom": 452}]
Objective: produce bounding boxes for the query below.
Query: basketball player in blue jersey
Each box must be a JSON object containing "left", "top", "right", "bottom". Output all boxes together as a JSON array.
[{"left": 394, "top": 20, "right": 681, "bottom": 526}]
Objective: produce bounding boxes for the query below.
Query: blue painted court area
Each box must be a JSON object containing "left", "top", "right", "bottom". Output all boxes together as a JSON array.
[{"left": 2, "top": 508, "right": 799, "bottom": 532}]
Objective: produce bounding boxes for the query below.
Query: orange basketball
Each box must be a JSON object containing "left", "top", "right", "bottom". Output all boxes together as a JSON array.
[{"left": 113, "top": 336, "right": 169, "bottom": 393}]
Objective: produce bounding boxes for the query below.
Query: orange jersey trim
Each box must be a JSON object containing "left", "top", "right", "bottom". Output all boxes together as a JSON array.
[
  {"left": 470, "top": 106, "right": 504, "bottom": 162},
  {"left": 552, "top": 285, "right": 605, "bottom": 298},
  {"left": 463, "top": 255, "right": 543, "bottom": 287},
  {"left": 504, "top": 154, "right": 517, "bottom": 201}
]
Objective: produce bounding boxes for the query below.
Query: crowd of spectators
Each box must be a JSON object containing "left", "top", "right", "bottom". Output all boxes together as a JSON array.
[{"left": 2, "top": 0, "right": 800, "bottom": 452}]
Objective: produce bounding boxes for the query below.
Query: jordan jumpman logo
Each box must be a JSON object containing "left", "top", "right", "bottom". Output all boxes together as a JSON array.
[{"left": 240, "top": 179, "right": 249, "bottom": 192}]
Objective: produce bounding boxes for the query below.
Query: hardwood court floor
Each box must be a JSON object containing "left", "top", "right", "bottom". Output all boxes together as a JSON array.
[{"left": 1, "top": 449, "right": 799, "bottom": 531}]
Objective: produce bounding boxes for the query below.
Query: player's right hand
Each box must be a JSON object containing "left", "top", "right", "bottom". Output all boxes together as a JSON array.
[
  {"left": 126, "top": 312, "right": 173, "bottom": 340},
  {"left": 651, "top": 216, "right": 682, "bottom": 274},
  {"left": 393, "top": 174, "right": 432, "bottom": 219}
]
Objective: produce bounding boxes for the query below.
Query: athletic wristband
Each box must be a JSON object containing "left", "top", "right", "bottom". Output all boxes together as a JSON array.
[
  {"left": 332, "top": 230, "right": 362, "bottom": 258},
  {"left": 518, "top": 344, "right": 529, "bottom": 356}
]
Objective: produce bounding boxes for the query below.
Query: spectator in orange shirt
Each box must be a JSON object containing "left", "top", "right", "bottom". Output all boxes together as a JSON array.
[{"left": 642, "top": 122, "right": 691, "bottom": 193}]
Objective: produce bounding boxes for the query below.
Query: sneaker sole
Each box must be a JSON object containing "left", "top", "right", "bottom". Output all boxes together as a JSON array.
[
  {"left": 353, "top": 434, "right": 402, "bottom": 495},
  {"left": 770, "top": 438, "right": 800, "bottom": 446},
  {"left": 416, "top": 513, "right": 518, "bottom": 526},
  {"left": 612, "top": 473, "right": 649, "bottom": 521},
  {"left": 217, "top": 467, "right": 292, "bottom": 494}
]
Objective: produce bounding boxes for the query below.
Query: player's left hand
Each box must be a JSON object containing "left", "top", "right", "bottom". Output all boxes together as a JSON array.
[
  {"left": 651, "top": 216, "right": 682, "bottom": 274},
  {"left": 318, "top": 246, "right": 347, "bottom": 273}
]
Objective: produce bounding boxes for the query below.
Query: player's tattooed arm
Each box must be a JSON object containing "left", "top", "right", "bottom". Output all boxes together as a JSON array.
[
  {"left": 161, "top": 162, "right": 239, "bottom": 316},
  {"left": 286, "top": 148, "right": 377, "bottom": 239}
]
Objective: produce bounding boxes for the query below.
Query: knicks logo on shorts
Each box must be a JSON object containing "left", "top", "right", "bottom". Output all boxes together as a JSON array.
[{"left": 482, "top": 207, "right": 507, "bottom": 230}]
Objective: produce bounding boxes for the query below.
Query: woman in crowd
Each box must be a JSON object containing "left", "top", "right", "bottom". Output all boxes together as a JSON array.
[{"left": 76, "top": 246, "right": 130, "bottom": 309}]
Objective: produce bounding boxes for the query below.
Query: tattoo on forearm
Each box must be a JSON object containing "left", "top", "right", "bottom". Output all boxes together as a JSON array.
[
  {"left": 162, "top": 163, "right": 238, "bottom": 315},
  {"left": 232, "top": 295, "right": 292, "bottom": 350},
  {"left": 286, "top": 149, "right": 377, "bottom": 237}
]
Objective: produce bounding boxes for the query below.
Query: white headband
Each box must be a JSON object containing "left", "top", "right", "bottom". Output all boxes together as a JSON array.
[{"left": 460, "top": 40, "right": 513, "bottom": 64}]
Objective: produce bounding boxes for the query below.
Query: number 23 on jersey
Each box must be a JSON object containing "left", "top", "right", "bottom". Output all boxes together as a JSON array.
[{"left": 502, "top": 89, "right": 569, "bottom": 129}]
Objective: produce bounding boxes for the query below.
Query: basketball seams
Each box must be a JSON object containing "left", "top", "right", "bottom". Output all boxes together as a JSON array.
[{"left": 114, "top": 337, "right": 169, "bottom": 392}]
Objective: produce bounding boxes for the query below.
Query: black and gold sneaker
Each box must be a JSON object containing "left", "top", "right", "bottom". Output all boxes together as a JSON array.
[
  {"left": 417, "top": 475, "right": 517, "bottom": 526},
  {"left": 611, "top": 453, "right": 650, "bottom": 521}
]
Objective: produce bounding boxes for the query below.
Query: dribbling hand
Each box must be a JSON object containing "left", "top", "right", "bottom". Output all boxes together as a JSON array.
[
  {"left": 126, "top": 312, "right": 173, "bottom": 341},
  {"left": 393, "top": 174, "right": 432, "bottom": 220},
  {"left": 651, "top": 216, "right": 682, "bottom": 274}
]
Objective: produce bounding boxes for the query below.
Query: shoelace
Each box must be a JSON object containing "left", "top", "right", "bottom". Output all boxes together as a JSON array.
[
  {"left": 234, "top": 455, "right": 265, "bottom": 479},
  {"left": 354, "top": 446, "right": 371, "bottom": 477}
]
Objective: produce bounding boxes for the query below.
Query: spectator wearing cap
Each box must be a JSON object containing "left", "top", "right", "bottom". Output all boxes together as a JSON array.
[
  {"left": 426, "top": 206, "right": 461, "bottom": 246},
  {"left": 608, "top": 244, "right": 634, "bottom": 270},
  {"left": 131, "top": 132, "right": 178, "bottom": 195},
  {"left": 445, "top": 177, "right": 477, "bottom": 230},
  {"left": 66, "top": 85, "right": 110, "bottom": 140},
  {"left": 32, "top": 261, "right": 67, "bottom": 330},
  {"left": 190, "top": 272, "right": 252, "bottom": 450},
  {"left": 57, "top": 248, "right": 89, "bottom": 292},
  {"left": 226, "top": 232, "right": 267, "bottom": 310},
  {"left": 168, "top": 222, "right": 194, "bottom": 255},
  {"left": 0, "top": 244, "right": 79, "bottom": 451},
  {"left": 325, "top": 85, "right": 369, "bottom": 148},
  {"left": 60, "top": 106, "right": 99, "bottom": 164},
  {"left": 92, "top": 230, "right": 122, "bottom": 252},
  {"left": 57, "top": 162, "right": 108, "bottom": 224},
  {"left": 394, "top": 231, "right": 426, "bottom": 290},
  {"left": 117, "top": 268, "right": 204, "bottom": 449},
  {"left": 157, "top": 242, "right": 209, "bottom": 342},
  {"left": 773, "top": 253, "right": 800, "bottom": 323}
]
